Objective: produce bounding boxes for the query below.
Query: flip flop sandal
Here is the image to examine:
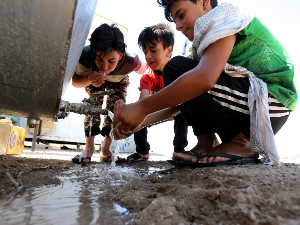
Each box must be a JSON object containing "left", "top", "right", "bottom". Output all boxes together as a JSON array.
[
  {"left": 168, "top": 153, "right": 261, "bottom": 167},
  {"left": 72, "top": 155, "right": 91, "bottom": 164},
  {"left": 81, "top": 157, "right": 91, "bottom": 166},
  {"left": 100, "top": 155, "right": 126, "bottom": 163},
  {"left": 127, "top": 153, "right": 149, "bottom": 163},
  {"left": 72, "top": 155, "right": 82, "bottom": 164}
]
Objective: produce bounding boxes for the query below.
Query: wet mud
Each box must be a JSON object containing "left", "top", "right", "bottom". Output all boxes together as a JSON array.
[{"left": 1, "top": 154, "right": 300, "bottom": 225}]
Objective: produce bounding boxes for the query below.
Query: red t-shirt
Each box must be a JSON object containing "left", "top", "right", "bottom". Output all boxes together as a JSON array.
[{"left": 139, "top": 68, "right": 165, "bottom": 93}]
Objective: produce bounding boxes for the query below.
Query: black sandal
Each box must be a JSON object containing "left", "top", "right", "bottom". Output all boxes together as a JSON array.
[
  {"left": 72, "top": 155, "right": 91, "bottom": 164},
  {"left": 127, "top": 153, "right": 148, "bottom": 163}
]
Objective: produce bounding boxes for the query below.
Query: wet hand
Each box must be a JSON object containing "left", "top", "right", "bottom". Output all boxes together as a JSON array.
[
  {"left": 88, "top": 71, "right": 106, "bottom": 87},
  {"left": 112, "top": 127, "right": 132, "bottom": 140},
  {"left": 112, "top": 121, "right": 142, "bottom": 140},
  {"left": 112, "top": 100, "right": 146, "bottom": 135}
]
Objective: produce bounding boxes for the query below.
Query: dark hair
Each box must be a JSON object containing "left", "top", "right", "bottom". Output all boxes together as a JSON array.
[
  {"left": 138, "top": 23, "right": 174, "bottom": 51},
  {"left": 89, "top": 23, "right": 126, "bottom": 58},
  {"left": 157, "top": 0, "right": 218, "bottom": 22}
]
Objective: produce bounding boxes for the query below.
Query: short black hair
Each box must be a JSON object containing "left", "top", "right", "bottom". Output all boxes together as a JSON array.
[
  {"left": 138, "top": 23, "right": 174, "bottom": 51},
  {"left": 157, "top": 0, "right": 218, "bottom": 22},
  {"left": 89, "top": 23, "right": 126, "bottom": 59}
]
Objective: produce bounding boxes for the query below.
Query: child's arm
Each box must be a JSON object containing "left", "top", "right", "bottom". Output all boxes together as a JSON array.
[
  {"left": 138, "top": 88, "right": 151, "bottom": 101},
  {"left": 139, "top": 107, "right": 180, "bottom": 128},
  {"left": 113, "top": 100, "right": 180, "bottom": 139},
  {"left": 113, "top": 35, "right": 237, "bottom": 134},
  {"left": 135, "top": 62, "right": 149, "bottom": 75}
]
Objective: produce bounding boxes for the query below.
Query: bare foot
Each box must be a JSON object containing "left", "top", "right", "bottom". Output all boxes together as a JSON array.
[
  {"left": 190, "top": 133, "right": 220, "bottom": 152},
  {"left": 99, "top": 136, "right": 113, "bottom": 158},
  {"left": 172, "top": 133, "right": 218, "bottom": 160},
  {"left": 173, "top": 132, "right": 258, "bottom": 163},
  {"left": 99, "top": 136, "right": 125, "bottom": 161}
]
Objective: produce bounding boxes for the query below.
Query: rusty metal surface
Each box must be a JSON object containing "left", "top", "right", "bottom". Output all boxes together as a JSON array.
[{"left": 0, "top": 0, "right": 98, "bottom": 121}]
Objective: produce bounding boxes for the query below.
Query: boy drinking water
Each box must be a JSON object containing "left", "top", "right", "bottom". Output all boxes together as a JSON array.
[
  {"left": 71, "top": 23, "right": 146, "bottom": 164},
  {"left": 127, "top": 23, "right": 188, "bottom": 163}
]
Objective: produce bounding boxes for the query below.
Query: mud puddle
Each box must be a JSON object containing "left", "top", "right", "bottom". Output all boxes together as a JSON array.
[{"left": 0, "top": 163, "right": 169, "bottom": 225}]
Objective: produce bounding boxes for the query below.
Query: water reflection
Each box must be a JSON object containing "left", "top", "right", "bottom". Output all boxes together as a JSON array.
[
  {"left": 0, "top": 165, "right": 137, "bottom": 225},
  {"left": 0, "top": 163, "right": 169, "bottom": 225}
]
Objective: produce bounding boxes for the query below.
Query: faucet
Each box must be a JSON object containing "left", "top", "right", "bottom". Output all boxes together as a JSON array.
[{"left": 57, "top": 89, "right": 115, "bottom": 120}]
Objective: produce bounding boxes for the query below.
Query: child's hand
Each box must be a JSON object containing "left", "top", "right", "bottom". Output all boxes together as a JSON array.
[
  {"left": 113, "top": 100, "right": 132, "bottom": 139},
  {"left": 112, "top": 126, "right": 132, "bottom": 140},
  {"left": 112, "top": 100, "right": 146, "bottom": 137},
  {"left": 88, "top": 71, "right": 106, "bottom": 87},
  {"left": 112, "top": 122, "right": 142, "bottom": 140}
]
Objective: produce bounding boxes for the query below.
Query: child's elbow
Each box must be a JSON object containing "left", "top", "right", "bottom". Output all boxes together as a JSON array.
[
  {"left": 201, "top": 76, "right": 216, "bottom": 91},
  {"left": 202, "top": 71, "right": 219, "bottom": 91},
  {"left": 205, "top": 81, "right": 215, "bottom": 91},
  {"left": 71, "top": 77, "right": 81, "bottom": 88},
  {"left": 71, "top": 78, "right": 77, "bottom": 87}
]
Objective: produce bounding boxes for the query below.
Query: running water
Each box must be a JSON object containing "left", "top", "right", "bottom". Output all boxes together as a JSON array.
[
  {"left": 89, "top": 115, "right": 92, "bottom": 137},
  {"left": 78, "top": 116, "right": 93, "bottom": 163},
  {"left": 108, "top": 110, "right": 121, "bottom": 167},
  {"left": 107, "top": 110, "right": 114, "bottom": 123},
  {"left": 79, "top": 111, "right": 123, "bottom": 165}
]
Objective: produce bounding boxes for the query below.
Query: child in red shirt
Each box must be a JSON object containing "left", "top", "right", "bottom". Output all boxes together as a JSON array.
[{"left": 127, "top": 23, "right": 188, "bottom": 162}]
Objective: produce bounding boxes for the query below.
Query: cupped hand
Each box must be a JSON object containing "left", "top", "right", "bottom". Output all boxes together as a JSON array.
[
  {"left": 112, "top": 126, "right": 134, "bottom": 140},
  {"left": 112, "top": 99, "right": 146, "bottom": 135},
  {"left": 112, "top": 120, "right": 143, "bottom": 140},
  {"left": 88, "top": 71, "right": 106, "bottom": 87}
]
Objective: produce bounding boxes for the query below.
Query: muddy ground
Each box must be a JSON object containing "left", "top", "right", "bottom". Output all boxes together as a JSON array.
[{"left": 1, "top": 149, "right": 300, "bottom": 225}]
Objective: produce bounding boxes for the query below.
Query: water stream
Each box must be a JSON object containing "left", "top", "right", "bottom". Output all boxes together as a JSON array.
[
  {"left": 76, "top": 110, "right": 126, "bottom": 165},
  {"left": 107, "top": 110, "right": 121, "bottom": 167}
]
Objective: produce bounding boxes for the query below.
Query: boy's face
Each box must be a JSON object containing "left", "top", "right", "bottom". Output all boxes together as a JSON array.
[
  {"left": 170, "top": 0, "right": 211, "bottom": 41},
  {"left": 143, "top": 42, "right": 172, "bottom": 72},
  {"left": 94, "top": 50, "right": 123, "bottom": 74}
]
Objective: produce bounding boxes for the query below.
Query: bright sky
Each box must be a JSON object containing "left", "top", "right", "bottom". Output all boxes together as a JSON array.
[{"left": 93, "top": 0, "right": 300, "bottom": 155}]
